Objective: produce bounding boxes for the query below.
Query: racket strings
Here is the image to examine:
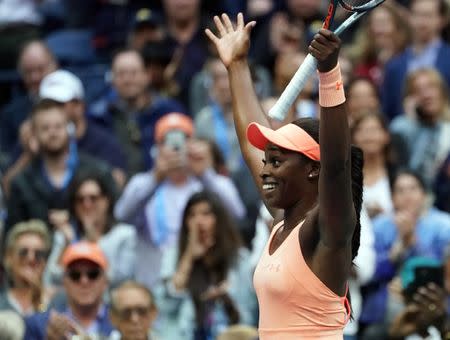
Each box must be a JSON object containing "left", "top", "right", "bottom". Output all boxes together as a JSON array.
[{"left": 339, "top": 0, "right": 383, "bottom": 11}]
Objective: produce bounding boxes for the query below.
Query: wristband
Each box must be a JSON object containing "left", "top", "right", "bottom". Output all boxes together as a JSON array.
[{"left": 318, "top": 63, "right": 346, "bottom": 108}]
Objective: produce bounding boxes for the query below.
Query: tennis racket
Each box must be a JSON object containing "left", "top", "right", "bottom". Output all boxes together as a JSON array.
[{"left": 269, "top": 0, "right": 386, "bottom": 121}]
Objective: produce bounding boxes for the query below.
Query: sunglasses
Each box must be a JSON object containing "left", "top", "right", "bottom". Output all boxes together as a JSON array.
[
  {"left": 114, "top": 306, "right": 152, "bottom": 321},
  {"left": 75, "top": 193, "right": 102, "bottom": 204},
  {"left": 17, "top": 248, "right": 48, "bottom": 263},
  {"left": 66, "top": 268, "right": 102, "bottom": 282}
]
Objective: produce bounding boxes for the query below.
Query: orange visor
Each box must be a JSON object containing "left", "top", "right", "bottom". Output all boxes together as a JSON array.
[{"left": 247, "top": 122, "right": 320, "bottom": 161}]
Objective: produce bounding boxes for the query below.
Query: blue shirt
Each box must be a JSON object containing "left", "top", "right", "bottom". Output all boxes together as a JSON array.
[
  {"left": 407, "top": 39, "right": 443, "bottom": 73},
  {"left": 361, "top": 208, "right": 450, "bottom": 323}
]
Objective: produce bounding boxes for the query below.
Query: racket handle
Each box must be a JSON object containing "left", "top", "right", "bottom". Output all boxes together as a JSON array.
[{"left": 268, "top": 53, "right": 318, "bottom": 121}]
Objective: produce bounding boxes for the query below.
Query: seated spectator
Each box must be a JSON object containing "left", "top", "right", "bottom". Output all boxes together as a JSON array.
[
  {"left": 382, "top": 0, "right": 450, "bottom": 119},
  {"left": 24, "top": 241, "right": 114, "bottom": 339},
  {"left": 0, "top": 220, "right": 51, "bottom": 315},
  {"left": 0, "top": 40, "right": 57, "bottom": 162},
  {"left": 109, "top": 281, "right": 158, "bottom": 340},
  {"left": 389, "top": 257, "right": 448, "bottom": 340},
  {"left": 154, "top": 191, "right": 256, "bottom": 339},
  {"left": 128, "top": 8, "right": 165, "bottom": 50},
  {"left": 90, "top": 49, "right": 185, "bottom": 174},
  {"left": 390, "top": 68, "right": 450, "bottom": 186},
  {"left": 351, "top": 111, "right": 397, "bottom": 219},
  {"left": 360, "top": 169, "right": 450, "bottom": 335},
  {"left": 114, "top": 113, "right": 245, "bottom": 287},
  {"left": 4, "top": 99, "right": 116, "bottom": 238},
  {"left": 195, "top": 57, "right": 244, "bottom": 175},
  {"left": 346, "top": 77, "right": 381, "bottom": 124},
  {"left": 45, "top": 172, "right": 136, "bottom": 289},
  {"left": 39, "top": 70, "right": 128, "bottom": 188}
]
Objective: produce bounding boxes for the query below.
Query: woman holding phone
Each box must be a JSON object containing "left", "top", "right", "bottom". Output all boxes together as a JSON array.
[{"left": 206, "top": 14, "right": 364, "bottom": 339}]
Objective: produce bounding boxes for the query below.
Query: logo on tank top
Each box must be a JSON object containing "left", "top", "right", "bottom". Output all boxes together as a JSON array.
[{"left": 264, "top": 263, "right": 281, "bottom": 272}]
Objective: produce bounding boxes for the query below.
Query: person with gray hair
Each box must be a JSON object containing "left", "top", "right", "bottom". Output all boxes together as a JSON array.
[{"left": 0, "top": 219, "right": 51, "bottom": 316}]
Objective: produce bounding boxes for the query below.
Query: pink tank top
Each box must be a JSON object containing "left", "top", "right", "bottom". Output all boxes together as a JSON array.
[{"left": 253, "top": 220, "right": 351, "bottom": 339}]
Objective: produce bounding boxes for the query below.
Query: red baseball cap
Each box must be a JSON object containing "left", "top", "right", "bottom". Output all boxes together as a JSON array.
[
  {"left": 155, "top": 113, "right": 194, "bottom": 143},
  {"left": 61, "top": 241, "right": 108, "bottom": 270}
]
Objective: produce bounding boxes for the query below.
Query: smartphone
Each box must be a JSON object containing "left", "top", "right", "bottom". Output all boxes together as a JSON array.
[
  {"left": 404, "top": 265, "right": 444, "bottom": 299},
  {"left": 164, "top": 130, "right": 187, "bottom": 152}
]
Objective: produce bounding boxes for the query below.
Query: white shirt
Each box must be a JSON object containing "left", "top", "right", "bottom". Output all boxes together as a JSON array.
[{"left": 363, "top": 175, "right": 393, "bottom": 216}]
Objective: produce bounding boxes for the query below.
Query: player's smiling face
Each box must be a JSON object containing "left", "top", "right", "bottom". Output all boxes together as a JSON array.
[{"left": 260, "top": 143, "right": 313, "bottom": 209}]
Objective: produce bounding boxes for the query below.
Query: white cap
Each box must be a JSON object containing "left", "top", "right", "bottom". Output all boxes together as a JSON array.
[{"left": 39, "top": 70, "right": 84, "bottom": 102}]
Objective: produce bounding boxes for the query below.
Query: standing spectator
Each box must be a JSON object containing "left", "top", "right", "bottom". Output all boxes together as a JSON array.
[
  {"left": 351, "top": 111, "right": 396, "bottom": 219},
  {"left": 4, "top": 99, "right": 116, "bottom": 238},
  {"left": 128, "top": 8, "right": 165, "bottom": 50},
  {"left": 0, "top": 40, "right": 57, "bottom": 161},
  {"left": 382, "top": 0, "right": 450, "bottom": 119},
  {"left": 360, "top": 169, "right": 450, "bottom": 336},
  {"left": 24, "top": 242, "right": 114, "bottom": 339},
  {"left": 0, "top": 220, "right": 51, "bottom": 315},
  {"left": 114, "top": 113, "right": 245, "bottom": 287},
  {"left": 45, "top": 172, "right": 136, "bottom": 289},
  {"left": 109, "top": 281, "right": 158, "bottom": 340},
  {"left": 39, "top": 70, "right": 128, "bottom": 188},
  {"left": 91, "top": 49, "right": 185, "bottom": 174},
  {"left": 154, "top": 191, "right": 256, "bottom": 339},
  {"left": 162, "top": 0, "right": 210, "bottom": 107},
  {"left": 390, "top": 68, "right": 450, "bottom": 186},
  {"left": 195, "top": 57, "right": 243, "bottom": 174}
]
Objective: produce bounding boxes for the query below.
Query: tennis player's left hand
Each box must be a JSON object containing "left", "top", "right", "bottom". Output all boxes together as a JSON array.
[{"left": 308, "top": 29, "right": 341, "bottom": 73}]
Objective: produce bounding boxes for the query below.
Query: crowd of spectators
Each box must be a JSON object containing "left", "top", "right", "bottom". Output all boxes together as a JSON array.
[{"left": 0, "top": 0, "right": 449, "bottom": 339}]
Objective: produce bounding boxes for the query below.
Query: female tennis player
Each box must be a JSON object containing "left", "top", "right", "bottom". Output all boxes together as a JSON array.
[{"left": 206, "top": 14, "right": 364, "bottom": 339}]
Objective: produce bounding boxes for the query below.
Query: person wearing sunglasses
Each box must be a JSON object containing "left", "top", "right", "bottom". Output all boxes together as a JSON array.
[
  {"left": 24, "top": 241, "right": 114, "bottom": 340},
  {"left": 0, "top": 220, "right": 51, "bottom": 316},
  {"left": 44, "top": 171, "right": 137, "bottom": 290},
  {"left": 109, "top": 281, "right": 158, "bottom": 340}
]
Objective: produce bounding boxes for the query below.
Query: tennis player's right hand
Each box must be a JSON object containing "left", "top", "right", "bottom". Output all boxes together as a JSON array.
[{"left": 205, "top": 13, "right": 256, "bottom": 68}]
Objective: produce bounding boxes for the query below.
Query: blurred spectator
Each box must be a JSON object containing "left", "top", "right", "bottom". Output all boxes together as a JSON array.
[
  {"left": 348, "top": 2, "right": 410, "bottom": 86},
  {"left": 24, "top": 241, "right": 114, "bottom": 339},
  {"left": 0, "top": 220, "right": 51, "bottom": 315},
  {"left": 128, "top": 8, "right": 165, "bottom": 50},
  {"left": 434, "top": 152, "right": 450, "bottom": 213},
  {"left": 4, "top": 99, "right": 116, "bottom": 238},
  {"left": 388, "top": 257, "right": 448, "bottom": 339},
  {"left": 346, "top": 77, "right": 381, "bottom": 124},
  {"left": 0, "top": 40, "right": 57, "bottom": 161},
  {"left": 162, "top": 0, "right": 210, "bottom": 107},
  {"left": 154, "top": 191, "right": 256, "bottom": 339},
  {"left": 382, "top": 0, "right": 450, "bottom": 119},
  {"left": 195, "top": 57, "right": 243, "bottom": 174},
  {"left": 0, "top": 310, "right": 25, "bottom": 340},
  {"left": 0, "top": 0, "right": 42, "bottom": 70},
  {"left": 39, "top": 70, "right": 127, "bottom": 188},
  {"left": 109, "top": 281, "right": 158, "bottom": 340},
  {"left": 273, "top": 51, "right": 318, "bottom": 119},
  {"left": 90, "top": 49, "right": 185, "bottom": 174},
  {"left": 351, "top": 111, "right": 397, "bottom": 219},
  {"left": 45, "top": 172, "right": 136, "bottom": 289},
  {"left": 142, "top": 38, "right": 177, "bottom": 96},
  {"left": 344, "top": 208, "right": 376, "bottom": 340},
  {"left": 360, "top": 169, "right": 450, "bottom": 335},
  {"left": 114, "top": 113, "right": 245, "bottom": 287},
  {"left": 250, "top": 0, "right": 321, "bottom": 71},
  {"left": 390, "top": 68, "right": 450, "bottom": 186}
]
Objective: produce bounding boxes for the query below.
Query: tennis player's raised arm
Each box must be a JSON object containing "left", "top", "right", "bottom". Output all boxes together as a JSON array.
[
  {"left": 310, "top": 31, "right": 356, "bottom": 252},
  {"left": 206, "top": 13, "right": 280, "bottom": 218}
]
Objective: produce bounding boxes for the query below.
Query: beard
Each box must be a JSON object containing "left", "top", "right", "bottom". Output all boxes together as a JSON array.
[{"left": 40, "top": 142, "right": 69, "bottom": 158}]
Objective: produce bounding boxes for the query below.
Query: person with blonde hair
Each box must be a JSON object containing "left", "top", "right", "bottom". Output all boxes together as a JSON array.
[
  {"left": 390, "top": 67, "right": 450, "bottom": 186},
  {"left": 0, "top": 219, "right": 51, "bottom": 315}
]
